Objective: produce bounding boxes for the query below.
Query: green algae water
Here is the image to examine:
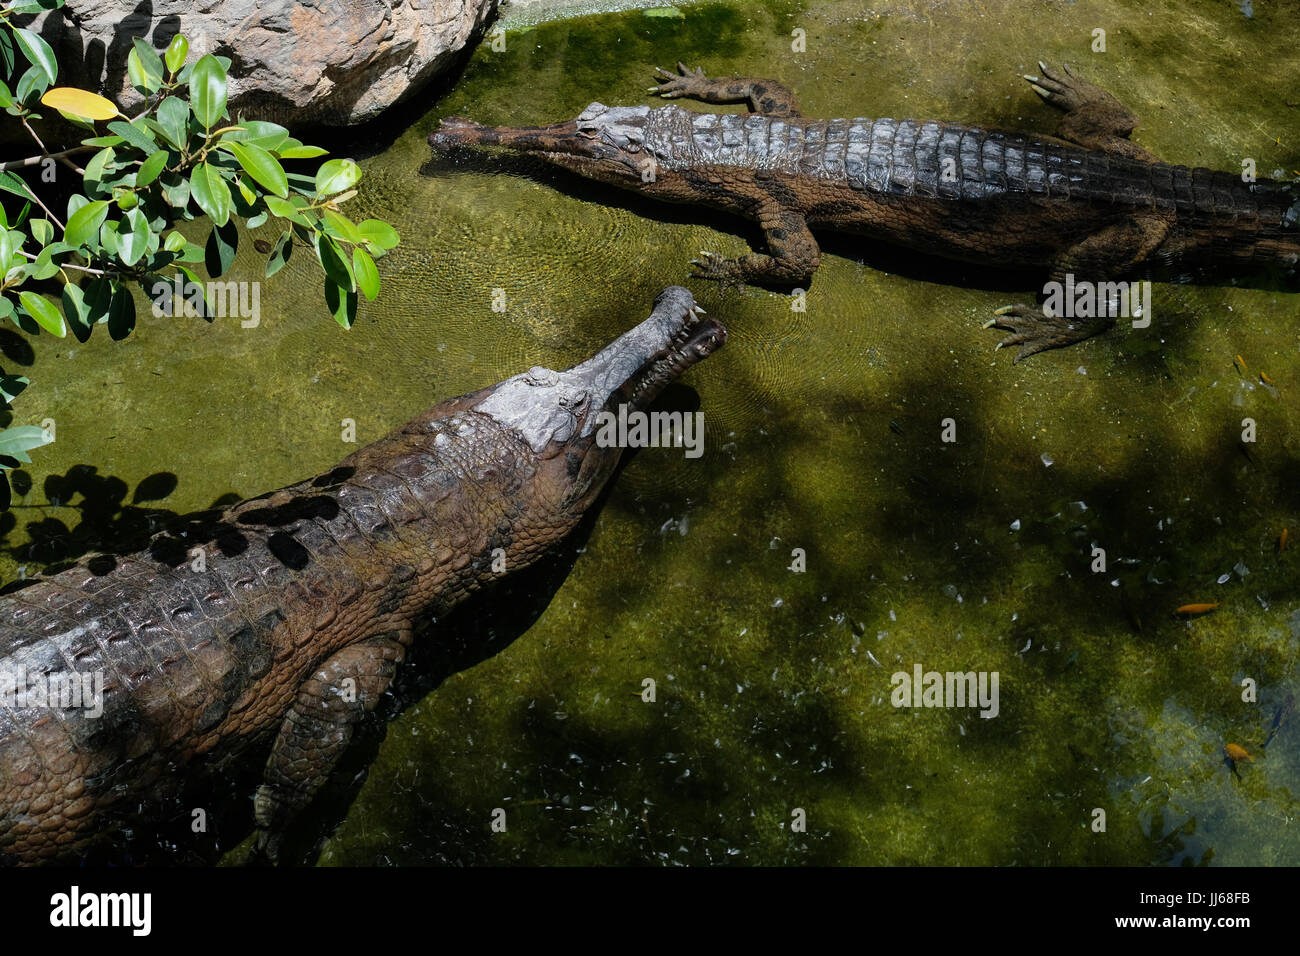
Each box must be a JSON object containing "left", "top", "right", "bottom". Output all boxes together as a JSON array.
[{"left": 7, "top": 0, "right": 1300, "bottom": 865}]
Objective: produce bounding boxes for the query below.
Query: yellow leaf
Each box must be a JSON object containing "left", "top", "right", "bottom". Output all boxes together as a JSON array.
[{"left": 39, "top": 88, "right": 120, "bottom": 121}]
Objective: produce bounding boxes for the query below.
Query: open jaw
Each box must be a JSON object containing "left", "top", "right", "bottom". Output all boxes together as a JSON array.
[{"left": 571, "top": 286, "right": 727, "bottom": 417}]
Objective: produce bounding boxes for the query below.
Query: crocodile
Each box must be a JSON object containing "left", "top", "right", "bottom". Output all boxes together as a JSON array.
[
  {"left": 429, "top": 61, "right": 1300, "bottom": 360},
  {"left": 0, "top": 287, "right": 724, "bottom": 865}
]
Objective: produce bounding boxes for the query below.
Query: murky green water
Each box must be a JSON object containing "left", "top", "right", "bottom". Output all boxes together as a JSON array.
[{"left": 6, "top": 0, "right": 1300, "bottom": 864}]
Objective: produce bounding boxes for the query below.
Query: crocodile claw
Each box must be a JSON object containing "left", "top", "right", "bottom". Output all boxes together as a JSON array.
[
  {"left": 689, "top": 250, "right": 736, "bottom": 282},
  {"left": 1024, "top": 59, "right": 1100, "bottom": 113},
  {"left": 653, "top": 62, "right": 710, "bottom": 98},
  {"left": 985, "top": 302, "right": 1109, "bottom": 363}
]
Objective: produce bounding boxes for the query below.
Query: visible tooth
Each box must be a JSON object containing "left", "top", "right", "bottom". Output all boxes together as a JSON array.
[{"left": 692, "top": 304, "right": 706, "bottom": 314}]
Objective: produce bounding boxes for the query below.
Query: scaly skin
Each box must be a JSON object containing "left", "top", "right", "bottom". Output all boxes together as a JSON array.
[
  {"left": 430, "top": 61, "right": 1300, "bottom": 360},
  {"left": 0, "top": 287, "right": 725, "bottom": 865}
]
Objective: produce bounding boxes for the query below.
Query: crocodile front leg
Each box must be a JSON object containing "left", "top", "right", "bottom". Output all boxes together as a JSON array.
[
  {"left": 985, "top": 215, "right": 1172, "bottom": 361},
  {"left": 252, "top": 633, "right": 409, "bottom": 862},
  {"left": 1022, "top": 60, "right": 1156, "bottom": 162},
  {"left": 652, "top": 62, "right": 800, "bottom": 116},
  {"left": 691, "top": 202, "right": 820, "bottom": 285}
]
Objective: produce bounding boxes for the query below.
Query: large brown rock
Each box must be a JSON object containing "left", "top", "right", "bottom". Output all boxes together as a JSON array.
[{"left": 26, "top": 0, "right": 498, "bottom": 128}]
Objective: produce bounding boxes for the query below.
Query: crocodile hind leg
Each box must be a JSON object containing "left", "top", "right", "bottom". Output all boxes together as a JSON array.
[
  {"left": 1022, "top": 60, "right": 1157, "bottom": 162},
  {"left": 691, "top": 201, "right": 820, "bottom": 285},
  {"left": 251, "top": 633, "right": 409, "bottom": 862},
  {"left": 652, "top": 62, "right": 800, "bottom": 116},
  {"left": 985, "top": 215, "right": 1171, "bottom": 361}
]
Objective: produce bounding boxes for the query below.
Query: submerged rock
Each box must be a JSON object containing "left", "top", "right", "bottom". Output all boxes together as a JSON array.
[{"left": 24, "top": 0, "right": 498, "bottom": 128}]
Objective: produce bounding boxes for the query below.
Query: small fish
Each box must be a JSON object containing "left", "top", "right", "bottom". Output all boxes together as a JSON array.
[
  {"left": 1176, "top": 602, "right": 1219, "bottom": 616},
  {"left": 1222, "top": 745, "right": 1247, "bottom": 780},
  {"left": 1263, "top": 693, "right": 1295, "bottom": 749},
  {"left": 1234, "top": 354, "right": 1248, "bottom": 374},
  {"left": 1225, "top": 742, "right": 1252, "bottom": 762},
  {"left": 1260, "top": 370, "right": 1275, "bottom": 385},
  {"left": 1279, "top": 528, "right": 1289, "bottom": 553}
]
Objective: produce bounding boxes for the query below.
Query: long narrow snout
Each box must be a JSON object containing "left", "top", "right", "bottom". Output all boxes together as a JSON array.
[
  {"left": 429, "top": 117, "right": 587, "bottom": 156},
  {"left": 570, "top": 286, "right": 726, "bottom": 414}
]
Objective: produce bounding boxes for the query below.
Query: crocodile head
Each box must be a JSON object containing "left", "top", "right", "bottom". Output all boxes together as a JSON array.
[
  {"left": 462, "top": 286, "right": 725, "bottom": 513},
  {"left": 429, "top": 103, "right": 659, "bottom": 188}
]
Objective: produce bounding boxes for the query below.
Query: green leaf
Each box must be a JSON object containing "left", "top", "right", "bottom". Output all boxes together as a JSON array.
[
  {"left": 189, "top": 54, "right": 227, "bottom": 129},
  {"left": 161, "top": 172, "right": 190, "bottom": 210},
  {"left": 29, "top": 217, "right": 53, "bottom": 245},
  {"left": 126, "top": 39, "right": 164, "bottom": 96},
  {"left": 352, "top": 247, "right": 379, "bottom": 300},
  {"left": 64, "top": 200, "right": 109, "bottom": 248},
  {"left": 12, "top": 29, "right": 56, "bottom": 85},
  {"left": 81, "top": 276, "right": 112, "bottom": 323},
  {"left": 172, "top": 265, "right": 210, "bottom": 319},
  {"left": 163, "top": 230, "right": 187, "bottom": 253},
  {"left": 322, "top": 209, "right": 362, "bottom": 244},
  {"left": 107, "top": 118, "right": 157, "bottom": 153},
  {"left": 15, "top": 64, "right": 50, "bottom": 104},
  {"left": 204, "top": 219, "right": 238, "bottom": 277},
  {"left": 107, "top": 282, "right": 137, "bottom": 339},
  {"left": 18, "top": 291, "right": 66, "bottom": 337},
  {"left": 314, "top": 232, "right": 354, "bottom": 291},
  {"left": 83, "top": 146, "right": 117, "bottom": 193},
  {"left": 277, "top": 143, "right": 328, "bottom": 160},
  {"left": 0, "top": 81, "right": 12, "bottom": 110},
  {"left": 189, "top": 162, "right": 231, "bottom": 226},
  {"left": 98, "top": 218, "right": 119, "bottom": 258},
  {"left": 164, "top": 34, "right": 189, "bottom": 74},
  {"left": 29, "top": 245, "right": 60, "bottom": 280},
  {"left": 264, "top": 194, "right": 311, "bottom": 225},
  {"left": 314, "top": 158, "right": 360, "bottom": 198},
  {"left": 0, "top": 228, "right": 18, "bottom": 268},
  {"left": 265, "top": 229, "right": 292, "bottom": 277},
  {"left": 0, "top": 425, "right": 54, "bottom": 463},
  {"left": 137, "top": 149, "right": 168, "bottom": 187},
  {"left": 225, "top": 142, "right": 289, "bottom": 198},
  {"left": 324, "top": 279, "right": 357, "bottom": 329},
  {"left": 118, "top": 207, "right": 149, "bottom": 265},
  {"left": 0, "top": 171, "right": 31, "bottom": 201},
  {"left": 357, "top": 219, "right": 400, "bottom": 250},
  {"left": 0, "top": 31, "right": 12, "bottom": 80},
  {"left": 60, "top": 282, "right": 92, "bottom": 341},
  {"left": 156, "top": 96, "right": 189, "bottom": 148},
  {"left": 7, "top": 0, "right": 65, "bottom": 14},
  {"left": 223, "top": 120, "right": 289, "bottom": 152}
]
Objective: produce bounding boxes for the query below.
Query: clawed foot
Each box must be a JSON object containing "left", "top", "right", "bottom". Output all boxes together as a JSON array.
[
  {"left": 690, "top": 250, "right": 742, "bottom": 283},
  {"left": 984, "top": 303, "right": 1108, "bottom": 362},
  {"left": 1022, "top": 60, "right": 1111, "bottom": 113},
  {"left": 651, "top": 62, "right": 711, "bottom": 99}
]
